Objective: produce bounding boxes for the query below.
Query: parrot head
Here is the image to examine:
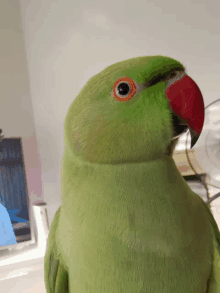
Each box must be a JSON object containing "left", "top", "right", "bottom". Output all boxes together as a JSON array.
[{"left": 64, "top": 56, "right": 204, "bottom": 164}]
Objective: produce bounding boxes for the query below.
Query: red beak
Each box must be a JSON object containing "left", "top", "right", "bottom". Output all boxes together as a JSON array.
[{"left": 165, "top": 74, "right": 205, "bottom": 148}]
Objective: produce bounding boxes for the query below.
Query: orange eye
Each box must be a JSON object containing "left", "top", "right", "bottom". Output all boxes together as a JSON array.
[{"left": 113, "top": 77, "right": 137, "bottom": 101}]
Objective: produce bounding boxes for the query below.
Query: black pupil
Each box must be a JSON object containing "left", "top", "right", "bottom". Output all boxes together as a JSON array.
[{"left": 118, "top": 83, "right": 130, "bottom": 95}]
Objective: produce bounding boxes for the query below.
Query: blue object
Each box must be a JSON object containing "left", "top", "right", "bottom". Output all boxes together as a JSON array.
[{"left": 0, "top": 203, "right": 17, "bottom": 246}]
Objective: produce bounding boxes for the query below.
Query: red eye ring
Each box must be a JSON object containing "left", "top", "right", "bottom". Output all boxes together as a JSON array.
[{"left": 113, "top": 76, "right": 137, "bottom": 102}]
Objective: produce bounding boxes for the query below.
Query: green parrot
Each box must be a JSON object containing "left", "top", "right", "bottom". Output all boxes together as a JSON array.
[{"left": 44, "top": 55, "right": 220, "bottom": 292}]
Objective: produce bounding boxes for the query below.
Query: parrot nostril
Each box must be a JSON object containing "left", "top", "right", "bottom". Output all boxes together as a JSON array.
[{"left": 169, "top": 72, "right": 177, "bottom": 78}]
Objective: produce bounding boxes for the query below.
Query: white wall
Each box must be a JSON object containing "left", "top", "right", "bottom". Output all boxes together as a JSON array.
[
  {"left": 0, "top": 2, "right": 46, "bottom": 290},
  {"left": 19, "top": 0, "right": 220, "bottom": 227},
  {"left": 0, "top": 1, "right": 43, "bottom": 222}
]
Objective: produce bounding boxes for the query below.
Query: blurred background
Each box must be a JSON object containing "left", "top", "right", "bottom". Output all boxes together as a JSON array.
[{"left": 0, "top": 0, "right": 220, "bottom": 291}]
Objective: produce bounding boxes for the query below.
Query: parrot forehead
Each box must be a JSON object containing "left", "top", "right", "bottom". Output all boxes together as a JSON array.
[
  {"left": 105, "top": 56, "right": 185, "bottom": 73},
  {"left": 102, "top": 55, "right": 185, "bottom": 82}
]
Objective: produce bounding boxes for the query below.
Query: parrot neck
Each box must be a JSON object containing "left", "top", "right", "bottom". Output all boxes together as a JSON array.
[
  {"left": 59, "top": 153, "right": 199, "bottom": 260},
  {"left": 61, "top": 151, "right": 192, "bottom": 213}
]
